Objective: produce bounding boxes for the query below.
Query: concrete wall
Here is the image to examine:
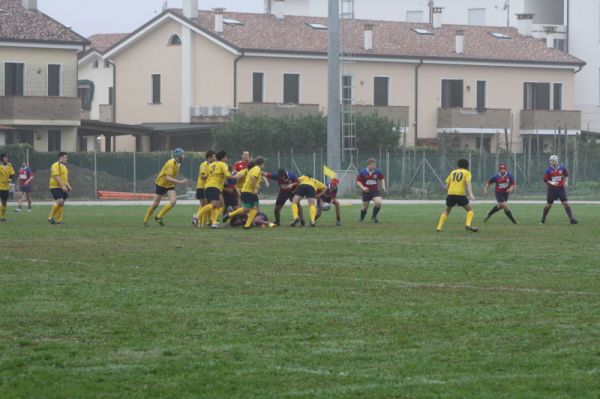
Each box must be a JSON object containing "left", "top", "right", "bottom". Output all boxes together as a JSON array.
[
  {"left": 79, "top": 55, "right": 114, "bottom": 120},
  {"left": 30, "top": 127, "right": 78, "bottom": 152}
]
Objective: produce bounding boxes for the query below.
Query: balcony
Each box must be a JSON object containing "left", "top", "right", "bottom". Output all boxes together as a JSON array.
[
  {"left": 0, "top": 96, "right": 81, "bottom": 124},
  {"left": 520, "top": 110, "right": 581, "bottom": 130},
  {"left": 99, "top": 104, "right": 113, "bottom": 122},
  {"left": 238, "top": 102, "right": 320, "bottom": 118},
  {"left": 354, "top": 105, "right": 409, "bottom": 123},
  {"left": 438, "top": 108, "right": 511, "bottom": 132}
]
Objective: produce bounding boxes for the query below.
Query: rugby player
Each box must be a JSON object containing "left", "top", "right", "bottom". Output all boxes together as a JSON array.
[
  {"left": 541, "top": 155, "right": 578, "bottom": 225},
  {"left": 290, "top": 175, "right": 326, "bottom": 227},
  {"left": 316, "top": 178, "right": 342, "bottom": 226},
  {"left": 266, "top": 169, "right": 304, "bottom": 226},
  {"left": 192, "top": 151, "right": 215, "bottom": 227},
  {"left": 436, "top": 159, "right": 478, "bottom": 232},
  {"left": 357, "top": 158, "right": 387, "bottom": 223},
  {"left": 0, "top": 153, "right": 15, "bottom": 222},
  {"left": 48, "top": 152, "right": 71, "bottom": 225},
  {"left": 15, "top": 161, "right": 34, "bottom": 213},
  {"left": 483, "top": 164, "right": 517, "bottom": 224}
]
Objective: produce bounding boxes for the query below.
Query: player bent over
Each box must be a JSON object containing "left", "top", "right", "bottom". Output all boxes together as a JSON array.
[
  {"left": 266, "top": 169, "right": 304, "bottom": 226},
  {"left": 437, "top": 159, "right": 478, "bottom": 232},
  {"left": 483, "top": 163, "right": 517, "bottom": 224},
  {"left": 222, "top": 157, "right": 266, "bottom": 229},
  {"left": 197, "top": 151, "right": 232, "bottom": 228},
  {"left": 357, "top": 158, "right": 387, "bottom": 223},
  {"left": 316, "top": 178, "right": 342, "bottom": 226},
  {"left": 143, "top": 148, "right": 187, "bottom": 227},
  {"left": 541, "top": 155, "right": 578, "bottom": 225},
  {"left": 0, "top": 153, "right": 16, "bottom": 222},
  {"left": 291, "top": 175, "right": 326, "bottom": 227},
  {"left": 48, "top": 152, "right": 71, "bottom": 225}
]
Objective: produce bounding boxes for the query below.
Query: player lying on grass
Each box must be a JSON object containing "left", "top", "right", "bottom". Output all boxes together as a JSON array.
[
  {"left": 266, "top": 169, "right": 304, "bottom": 226},
  {"left": 0, "top": 153, "right": 15, "bottom": 222},
  {"left": 230, "top": 211, "right": 277, "bottom": 228},
  {"left": 316, "top": 178, "right": 341, "bottom": 226},
  {"left": 143, "top": 148, "right": 187, "bottom": 227},
  {"left": 357, "top": 158, "right": 387, "bottom": 223},
  {"left": 541, "top": 155, "right": 578, "bottom": 225},
  {"left": 483, "top": 163, "right": 517, "bottom": 224},
  {"left": 193, "top": 151, "right": 215, "bottom": 227},
  {"left": 222, "top": 157, "right": 266, "bottom": 230},
  {"left": 436, "top": 158, "right": 478, "bottom": 233},
  {"left": 290, "top": 175, "right": 326, "bottom": 227},
  {"left": 48, "top": 152, "right": 71, "bottom": 225}
]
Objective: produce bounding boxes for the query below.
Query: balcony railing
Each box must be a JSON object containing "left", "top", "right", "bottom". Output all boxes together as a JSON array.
[
  {"left": 520, "top": 110, "right": 581, "bottom": 130},
  {"left": 438, "top": 108, "right": 511, "bottom": 130},
  {"left": 354, "top": 105, "right": 409, "bottom": 123},
  {"left": 99, "top": 104, "right": 113, "bottom": 123},
  {"left": 0, "top": 96, "right": 81, "bottom": 122},
  {"left": 238, "top": 102, "right": 320, "bottom": 117}
]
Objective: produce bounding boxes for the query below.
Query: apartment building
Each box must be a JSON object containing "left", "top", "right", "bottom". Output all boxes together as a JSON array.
[
  {"left": 102, "top": 0, "right": 583, "bottom": 153},
  {"left": 0, "top": 0, "right": 88, "bottom": 151},
  {"left": 270, "top": 0, "right": 600, "bottom": 134}
]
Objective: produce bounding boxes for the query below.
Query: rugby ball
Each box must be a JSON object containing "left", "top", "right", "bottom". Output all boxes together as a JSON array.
[{"left": 321, "top": 203, "right": 332, "bottom": 211}]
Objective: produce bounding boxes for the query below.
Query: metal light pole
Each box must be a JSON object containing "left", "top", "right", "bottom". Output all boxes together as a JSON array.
[{"left": 327, "top": 0, "right": 341, "bottom": 170}]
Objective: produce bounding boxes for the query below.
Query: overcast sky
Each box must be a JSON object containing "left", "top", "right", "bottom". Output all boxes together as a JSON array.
[{"left": 38, "top": 0, "right": 264, "bottom": 37}]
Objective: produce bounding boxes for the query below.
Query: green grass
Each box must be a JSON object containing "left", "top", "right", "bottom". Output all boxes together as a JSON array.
[{"left": 1, "top": 204, "right": 599, "bottom": 398}]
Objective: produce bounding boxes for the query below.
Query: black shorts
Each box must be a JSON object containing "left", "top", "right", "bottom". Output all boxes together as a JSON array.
[
  {"left": 294, "top": 185, "right": 316, "bottom": 199},
  {"left": 205, "top": 187, "right": 221, "bottom": 202},
  {"left": 195, "top": 188, "right": 205, "bottom": 200},
  {"left": 320, "top": 195, "right": 333, "bottom": 204},
  {"left": 0, "top": 190, "right": 8, "bottom": 202},
  {"left": 155, "top": 185, "right": 174, "bottom": 196},
  {"left": 446, "top": 195, "right": 469, "bottom": 208},
  {"left": 547, "top": 187, "right": 568, "bottom": 204},
  {"left": 18, "top": 186, "right": 32, "bottom": 194},
  {"left": 362, "top": 190, "right": 381, "bottom": 202},
  {"left": 223, "top": 191, "right": 239, "bottom": 207},
  {"left": 50, "top": 188, "right": 68, "bottom": 201},
  {"left": 241, "top": 192, "right": 260, "bottom": 208},
  {"left": 275, "top": 191, "right": 294, "bottom": 206},
  {"left": 495, "top": 192, "right": 509, "bottom": 203}
]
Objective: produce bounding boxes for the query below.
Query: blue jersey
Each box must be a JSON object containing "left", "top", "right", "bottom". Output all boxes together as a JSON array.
[
  {"left": 488, "top": 172, "right": 515, "bottom": 193},
  {"left": 267, "top": 171, "right": 299, "bottom": 192},
  {"left": 357, "top": 168, "right": 384, "bottom": 192}
]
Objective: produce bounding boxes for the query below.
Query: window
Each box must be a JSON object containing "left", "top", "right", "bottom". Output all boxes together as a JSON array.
[
  {"left": 79, "top": 136, "right": 88, "bottom": 152},
  {"left": 342, "top": 75, "right": 353, "bottom": 105},
  {"left": 108, "top": 87, "right": 114, "bottom": 106},
  {"left": 283, "top": 73, "right": 300, "bottom": 104},
  {"left": 412, "top": 28, "right": 433, "bottom": 35},
  {"left": 252, "top": 72, "right": 264, "bottom": 103},
  {"left": 48, "top": 64, "right": 61, "bottom": 96},
  {"left": 93, "top": 59, "right": 99, "bottom": 68},
  {"left": 476, "top": 136, "right": 491, "bottom": 152},
  {"left": 168, "top": 34, "right": 181, "bottom": 45},
  {"left": 374, "top": 77, "right": 389, "bottom": 106},
  {"left": 223, "top": 18, "right": 243, "bottom": 26},
  {"left": 477, "top": 81, "right": 487, "bottom": 110},
  {"left": 151, "top": 74, "right": 161, "bottom": 104},
  {"left": 553, "top": 39, "right": 566, "bottom": 52},
  {"left": 406, "top": 11, "right": 424, "bottom": 22},
  {"left": 104, "top": 59, "right": 111, "bottom": 68},
  {"left": 490, "top": 32, "right": 511, "bottom": 39},
  {"left": 468, "top": 8, "right": 486, "bottom": 26},
  {"left": 4, "top": 63, "right": 24, "bottom": 96},
  {"left": 441, "top": 79, "right": 464, "bottom": 108},
  {"left": 307, "top": 23, "right": 327, "bottom": 30},
  {"left": 553, "top": 83, "right": 562, "bottom": 110},
  {"left": 15, "top": 129, "right": 33, "bottom": 146},
  {"left": 48, "top": 130, "right": 61, "bottom": 152},
  {"left": 523, "top": 82, "right": 550, "bottom": 110}
]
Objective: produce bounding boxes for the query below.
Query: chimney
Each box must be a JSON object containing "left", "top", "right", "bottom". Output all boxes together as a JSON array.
[
  {"left": 516, "top": 13, "right": 534, "bottom": 37},
  {"left": 544, "top": 26, "right": 557, "bottom": 48},
  {"left": 183, "top": 0, "right": 198, "bottom": 19},
  {"left": 432, "top": 7, "right": 443, "bottom": 29},
  {"left": 214, "top": 8, "right": 224, "bottom": 34},
  {"left": 272, "top": 0, "right": 285, "bottom": 20},
  {"left": 455, "top": 29, "right": 464, "bottom": 54},
  {"left": 364, "top": 24, "right": 374, "bottom": 51},
  {"left": 21, "top": 0, "right": 37, "bottom": 10}
]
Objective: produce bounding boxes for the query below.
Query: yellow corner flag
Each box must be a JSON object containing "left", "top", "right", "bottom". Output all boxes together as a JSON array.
[{"left": 323, "top": 165, "right": 337, "bottom": 180}]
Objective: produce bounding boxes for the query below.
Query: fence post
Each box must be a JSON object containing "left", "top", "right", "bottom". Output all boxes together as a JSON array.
[
  {"left": 133, "top": 151, "right": 137, "bottom": 193},
  {"left": 93, "top": 151, "right": 98, "bottom": 196},
  {"left": 422, "top": 151, "right": 426, "bottom": 190},
  {"left": 26, "top": 147, "right": 30, "bottom": 166},
  {"left": 277, "top": 151, "right": 281, "bottom": 169},
  {"left": 386, "top": 150, "right": 390, "bottom": 195},
  {"left": 313, "top": 152, "right": 316, "bottom": 179}
]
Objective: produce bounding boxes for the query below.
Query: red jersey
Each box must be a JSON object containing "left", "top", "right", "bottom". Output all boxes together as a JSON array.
[
  {"left": 543, "top": 165, "right": 568, "bottom": 188},
  {"left": 233, "top": 160, "right": 249, "bottom": 172},
  {"left": 18, "top": 166, "right": 33, "bottom": 187},
  {"left": 357, "top": 168, "right": 384, "bottom": 192},
  {"left": 488, "top": 172, "right": 515, "bottom": 193}
]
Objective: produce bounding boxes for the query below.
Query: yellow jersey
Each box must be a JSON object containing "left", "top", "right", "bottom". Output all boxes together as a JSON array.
[
  {"left": 298, "top": 175, "right": 326, "bottom": 192},
  {"left": 241, "top": 165, "right": 262, "bottom": 194},
  {"left": 205, "top": 161, "right": 231, "bottom": 191},
  {"left": 0, "top": 162, "right": 15, "bottom": 191},
  {"left": 446, "top": 168, "right": 472, "bottom": 196},
  {"left": 196, "top": 160, "right": 210, "bottom": 189},
  {"left": 49, "top": 161, "right": 69, "bottom": 189},
  {"left": 155, "top": 158, "right": 181, "bottom": 189},
  {"left": 235, "top": 168, "right": 248, "bottom": 189}
]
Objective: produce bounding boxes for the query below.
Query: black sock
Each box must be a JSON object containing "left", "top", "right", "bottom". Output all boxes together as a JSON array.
[
  {"left": 505, "top": 210, "right": 517, "bottom": 223},
  {"left": 360, "top": 209, "right": 367, "bottom": 221},
  {"left": 542, "top": 207, "right": 550, "bottom": 222},
  {"left": 487, "top": 206, "right": 500, "bottom": 217},
  {"left": 565, "top": 206, "right": 574, "bottom": 219},
  {"left": 372, "top": 206, "right": 381, "bottom": 219}
]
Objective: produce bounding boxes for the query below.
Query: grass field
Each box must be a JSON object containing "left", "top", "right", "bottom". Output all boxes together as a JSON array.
[{"left": 1, "top": 203, "right": 599, "bottom": 398}]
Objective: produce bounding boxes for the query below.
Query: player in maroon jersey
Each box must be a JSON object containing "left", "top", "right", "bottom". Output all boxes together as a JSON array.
[
  {"left": 15, "top": 161, "right": 34, "bottom": 212},
  {"left": 356, "top": 158, "right": 386, "bottom": 223},
  {"left": 541, "top": 155, "right": 577, "bottom": 225},
  {"left": 483, "top": 164, "right": 517, "bottom": 224}
]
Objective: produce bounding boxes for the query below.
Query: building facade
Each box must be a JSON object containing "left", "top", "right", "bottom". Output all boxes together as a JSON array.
[{"left": 0, "top": 0, "right": 88, "bottom": 151}]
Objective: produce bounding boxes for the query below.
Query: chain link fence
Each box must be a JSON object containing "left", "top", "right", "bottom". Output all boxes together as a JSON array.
[{"left": 2, "top": 143, "right": 599, "bottom": 200}]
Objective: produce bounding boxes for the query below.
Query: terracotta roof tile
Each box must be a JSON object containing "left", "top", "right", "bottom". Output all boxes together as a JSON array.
[
  {"left": 167, "top": 9, "right": 583, "bottom": 66},
  {"left": 0, "top": 0, "right": 88, "bottom": 45},
  {"left": 87, "top": 33, "right": 129, "bottom": 54}
]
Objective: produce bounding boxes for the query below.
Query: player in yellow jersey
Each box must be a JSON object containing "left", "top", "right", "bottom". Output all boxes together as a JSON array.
[
  {"left": 197, "top": 151, "right": 232, "bottom": 228},
  {"left": 290, "top": 175, "right": 326, "bottom": 227},
  {"left": 192, "top": 151, "right": 215, "bottom": 227},
  {"left": 0, "top": 153, "right": 16, "bottom": 222},
  {"left": 436, "top": 159, "right": 478, "bottom": 232},
  {"left": 142, "top": 148, "right": 187, "bottom": 227},
  {"left": 48, "top": 152, "right": 71, "bottom": 225},
  {"left": 222, "top": 157, "right": 274, "bottom": 229}
]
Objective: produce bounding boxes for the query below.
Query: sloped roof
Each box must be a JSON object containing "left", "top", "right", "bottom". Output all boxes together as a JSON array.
[
  {"left": 0, "top": 0, "right": 88, "bottom": 45},
  {"left": 87, "top": 33, "right": 129, "bottom": 54}
]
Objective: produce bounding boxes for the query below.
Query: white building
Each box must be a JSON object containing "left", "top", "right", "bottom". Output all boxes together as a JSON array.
[{"left": 267, "top": 0, "right": 600, "bottom": 133}]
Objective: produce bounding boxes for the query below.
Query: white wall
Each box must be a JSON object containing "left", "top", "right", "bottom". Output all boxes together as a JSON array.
[{"left": 79, "top": 54, "right": 114, "bottom": 120}]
